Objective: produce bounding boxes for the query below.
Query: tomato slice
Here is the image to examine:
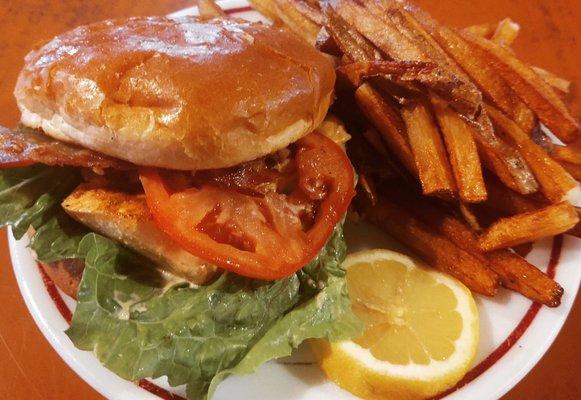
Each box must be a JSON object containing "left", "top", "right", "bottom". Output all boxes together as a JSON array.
[{"left": 139, "top": 132, "right": 355, "bottom": 280}]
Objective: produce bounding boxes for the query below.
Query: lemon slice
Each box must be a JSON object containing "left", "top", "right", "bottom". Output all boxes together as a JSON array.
[{"left": 312, "top": 249, "right": 479, "bottom": 400}]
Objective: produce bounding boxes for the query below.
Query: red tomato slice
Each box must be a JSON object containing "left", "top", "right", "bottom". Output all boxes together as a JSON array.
[{"left": 139, "top": 132, "right": 355, "bottom": 280}]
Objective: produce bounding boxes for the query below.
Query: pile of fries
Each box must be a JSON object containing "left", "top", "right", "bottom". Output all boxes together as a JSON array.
[{"left": 249, "top": 0, "right": 581, "bottom": 307}]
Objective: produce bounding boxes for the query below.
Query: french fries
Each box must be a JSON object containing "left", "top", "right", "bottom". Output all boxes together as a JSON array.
[
  {"left": 458, "top": 202, "right": 483, "bottom": 231},
  {"left": 336, "top": 60, "right": 437, "bottom": 88},
  {"left": 491, "top": 18, "right": 520, "bottom": 47},
  {"left": 463, "top": 23, "right": 496, "bottom": 38},
  {"left": 531, "top": 66, "right": 571, "bottom": 94},
  {"left": 470, "top": 112, "right": 538, "bottom": 195},
  {"left": 330, "top": 0, "right": 481, "bottom": 117},
  {"left": 263, "top": 0, "right": 577, "bottom": 307},
  {"left": 551, "top": 145, "right": 581, "bottom": 181},
  {"left": 461, "top": 33, "right": 580, "bottom": 143},
  {"left": 197, "top": 0, "right": 226, "bottom": 17},
  {"left": 383, "top": 186, "right": 563, "bottom": 306},
  {"left": 401, "top": 99, "right": 457, "bottom": 199},
  {"left": 373, "top": 1, "right": 484, "bottom": 118},
  {"left": 271, "top": 0, "right": 321, "bottom": 44},
  {"left": 486, "top": 104, "right": 578, "bottom": 203},
  {"left": 552, "top": 144, "right": 581, "bottom": 165},
  {"left": 393, "top": 4, "right": 539, "bottom": 193},
  {"left": 248, "top": 0, "right": 280, "bottom": 22},
  {"left": 355, "top": 84, "right": 418, "bottom": 176},
  {"left": 285, "top": 0, "right": 323, "bottom": 25},
  {"left": 407, "top": 8, "right": 536, "bottom": 134},
  {"left": 431, "top": 95, "right": 487, "bottom": 202},
  {"left": 479, "top": 202, "right": 579, "bottom": 251},
  {"left": 365, "top": 196, "right": 499, "bottom": 296},
  {"left": 325, "top": 6, "right": 383, "bottom": 62},
  {"left": 486, "top": 250, "right": 563, "bottom": 307},
  {"left": 329, "top": 0, "right": 538, "bottom": 196},
  {"left": 560, "top": 162, "right": 581, "bottom": 182}
]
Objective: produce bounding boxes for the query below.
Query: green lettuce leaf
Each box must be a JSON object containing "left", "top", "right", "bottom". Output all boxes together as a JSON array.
[
  {"left": 67, "top": 226, "right": 362, "bottom": 399},
  {"left": 0, "top": 165, "right": 80, "bottom": 239},
  {"left": 29, "top": 212, "right": 88, "bottom": 262},
  {"left": 0, "top": 165, "right": 362, "bottom": 399},
  {"left": 207, "top": 235, "right": 361, "bottom": 398}
]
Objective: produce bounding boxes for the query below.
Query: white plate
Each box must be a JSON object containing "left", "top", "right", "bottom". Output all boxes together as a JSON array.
[{"left": 9, "top": 1, "right": 581, "bottom": 399}]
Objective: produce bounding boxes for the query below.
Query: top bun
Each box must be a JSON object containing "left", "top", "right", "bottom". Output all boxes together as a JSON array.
[{"left": 15, "top": 16, "right": 335, "bottom": 170}]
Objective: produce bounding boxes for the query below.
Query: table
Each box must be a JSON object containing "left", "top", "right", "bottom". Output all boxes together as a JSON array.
[{"left": 0, "top": 1, "right": 579, "bottom": 399}]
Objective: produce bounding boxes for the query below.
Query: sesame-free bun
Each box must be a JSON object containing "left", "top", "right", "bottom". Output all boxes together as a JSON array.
[{"left": 15, "top": 17, "right": 335, "bottom": 170}]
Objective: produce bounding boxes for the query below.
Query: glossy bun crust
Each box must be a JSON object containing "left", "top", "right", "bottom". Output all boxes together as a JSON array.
[{"left": 15, "top": 17, "right": 335, "bottom": 170}]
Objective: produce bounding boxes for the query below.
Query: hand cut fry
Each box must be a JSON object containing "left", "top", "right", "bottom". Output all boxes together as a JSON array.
[
  {"left": 373, "top": 0, "right": 485, "bottom": 119},
  {"left": 289, "top": 0, "right": 324, "bottom": 25},
  {"left": 458, "top": 202, "right": 483, "bottom": 231},
  {"left": 471, "top": 111, "right": 538, "bottom": 194},
  {"left": 355, "top": 84, "right": 418, "bottom": 176},
  {"left": 479, "top": 202, "right": 579, "bottom": 251},
  {"left": 326, "top": 4, "right": 417, "bottom": 99},
  {"left": 383, "top": 185, "right": 563, "bottom": 306},
  {"left": 399, "top": 6, "right": 539, "bottom": 192},
  {"left": 402, "top": 3, "right": 536, "bottom": 134},
  {"left": 431, "top": 95, "right": 486, "bottom": 202},
  {"left": 531, "top": 66, "right": 571, "bottom": 94},
  {"left": 552, "top": 144, "right": 581, "bottom": 165},
  {"left": 358, "top": 173, "right": 378, "bottom": 206},
  {"left": 365, "top": 196, "right": 499, "bottom": 296},
  {"left": 461, "top": 33, "right": 580, "bottom": 143},
  {"left": 463, "top": 23, "right": 496, "bottom": 38},
  {"left": 198, "top": 0, "right": 226, "bottom": 17},
  {"left": 337, "top": 60, "right": 437, "bottom": 88},
  {"left": 550, "top": 144, "right": 581, "bottom": 180},
  {"left": 324, "top": 5, "right": 383, "bottom": 62},
  {"left": 272, "top": 0, "right": 321, "bottom": 44},
  {"left": 248, "top": 0, "right": 281, "bottom": 21},
  {"left": 486, "top": 250, "right": 563, "bottom": 306},
  {"left": 486, "top": 104, "right": 578, "bottom": 203},
  {"left": 331, "top": 0, "right": 482, "bottom": 117},
  {"left": 401, "top": 99, "right": 457, "bottom": 198},
  {"left": 491, "top": 18, "right": 520, "bottom": 47},
  {"left": 559, "top": 162, "right": 581, "bottom": 181}
]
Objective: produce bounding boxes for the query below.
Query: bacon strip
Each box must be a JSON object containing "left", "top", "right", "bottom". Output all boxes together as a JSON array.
[{"left": 0, "top": 126, "right": 132, "bottom": 170}]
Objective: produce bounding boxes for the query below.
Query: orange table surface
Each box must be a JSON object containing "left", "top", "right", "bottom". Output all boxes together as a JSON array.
[{"left": 0, "top": 1, "right": 579, "bottom": 399}]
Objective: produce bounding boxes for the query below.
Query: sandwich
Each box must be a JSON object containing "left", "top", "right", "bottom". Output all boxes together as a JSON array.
[{"left": 0, "top": 15, "right": 361, "bottom": 398}]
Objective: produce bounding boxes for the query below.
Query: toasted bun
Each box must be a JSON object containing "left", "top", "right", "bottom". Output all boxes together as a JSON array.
[{"left": 15, "top": 17, "right": 335, "bottom": 170}]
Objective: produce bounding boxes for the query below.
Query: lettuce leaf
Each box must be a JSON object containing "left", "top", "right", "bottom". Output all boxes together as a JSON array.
[
  {"left": 67, "top": 225, "right": 361, "bottom": 399},
  {"left": 0, "top": 165, "right": 81, "bottom": 239},
  {"left": 0, "top": 165, "right": 362, "bottom": 399}
]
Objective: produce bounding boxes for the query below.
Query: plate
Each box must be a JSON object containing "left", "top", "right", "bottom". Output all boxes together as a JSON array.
[{"left": 8, "top": 1, "right": 581, "bottom": 399}]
